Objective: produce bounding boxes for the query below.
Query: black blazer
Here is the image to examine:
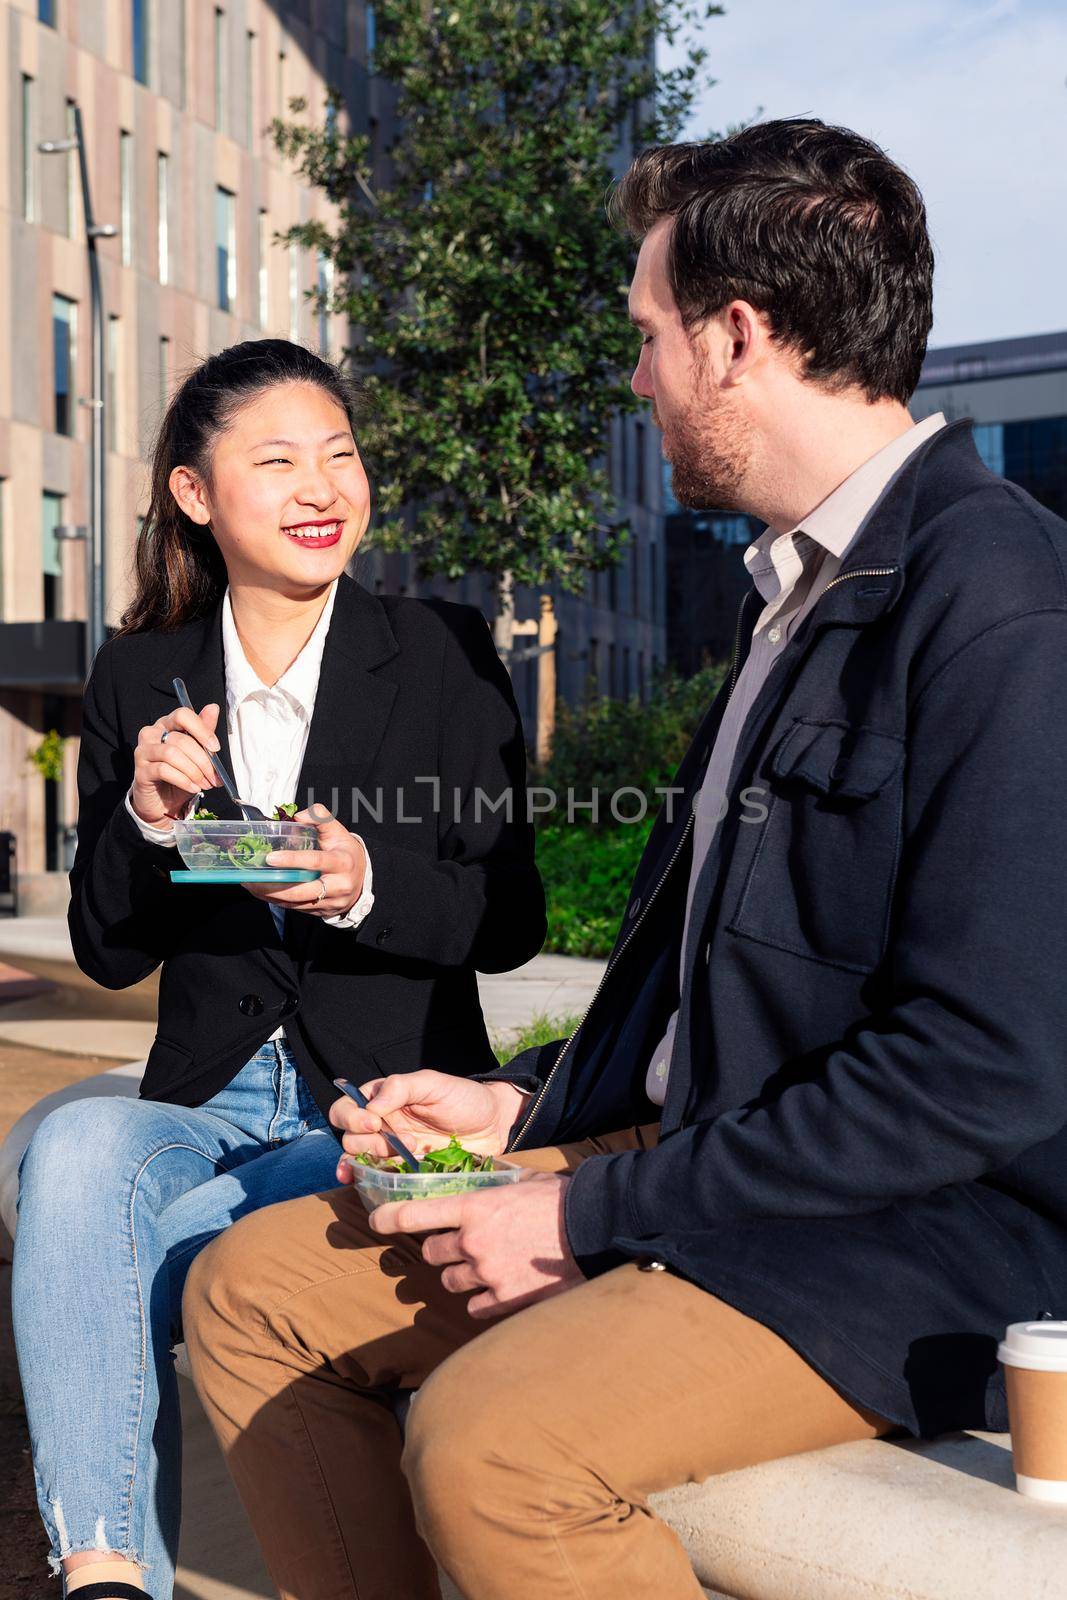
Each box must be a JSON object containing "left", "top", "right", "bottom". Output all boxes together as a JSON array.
[{"left": 69, "top": 574, "right": 546, "bottom": 1116}]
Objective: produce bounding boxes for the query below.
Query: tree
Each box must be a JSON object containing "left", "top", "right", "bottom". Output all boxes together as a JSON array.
[{"left": 272, "top": 0, "right": 720, "bottom": 657}]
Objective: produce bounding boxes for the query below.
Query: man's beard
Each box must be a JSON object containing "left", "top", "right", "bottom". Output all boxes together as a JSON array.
[{"left": 657, "top": 385, "right": 752, "bottom": 513}]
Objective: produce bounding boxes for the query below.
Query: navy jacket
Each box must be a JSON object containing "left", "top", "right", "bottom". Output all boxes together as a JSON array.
[
  {"left": 70, "top": 577, "right": 546, "bottom": 1116},
  {"left": 489, "top": 421, "right": 1067, "bottom": 1437}
]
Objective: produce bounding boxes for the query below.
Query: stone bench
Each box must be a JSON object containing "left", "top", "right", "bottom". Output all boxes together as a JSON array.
[{"left": 4, "top": 1069, "right": 1063, "bottom": 1600}]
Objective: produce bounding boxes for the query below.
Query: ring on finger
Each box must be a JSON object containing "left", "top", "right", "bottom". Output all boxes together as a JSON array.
[
  {"left": 160, "top": 728, "right": 170, "bottom": 744},
  {"left": 315, "top": 878, "right": 328, "bottom": 905}
]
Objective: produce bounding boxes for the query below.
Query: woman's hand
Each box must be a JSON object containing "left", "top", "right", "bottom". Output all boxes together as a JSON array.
[
  {"left": 330, "top": 1069, "right": 530, "bottom": 1180},
  {"left": 130, "top": 703, "right": 221, "bottom": 828},
  {"left": 244, "top": 805, "right": 366, "bottom": 917}
]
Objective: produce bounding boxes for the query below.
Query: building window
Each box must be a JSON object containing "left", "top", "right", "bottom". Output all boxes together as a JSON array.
[
  {"left": 258, "top": 209, "right": 270, "bottom": 328},
  {"left": 649, "top": 539, "right": 658, "bottom": 619},
  {"left": 608, "top": 642, "right": 617, "bottom": 699},
  {"left": 623, "top": 646, "right": 631, "bottom": 700},
  {"left": 634, "top": 419, "right": 646, "bottom": 505},
  {"left": 366, "top": 5, "right": 377, "bottom": 71},
  {"left": 637, "top": 650, "right": 646, "bottom": 702},
  {"left": 973, "top": 423, "right": 1006, "bottom": 478},
  {"left": 42, "top": 491, "right": 64, "bottom": 620},
  {"left": 21, "top": 76, "right": 35, "bottom": 221},
  {"left": 214, "top": 8, "right": 226, "bottom": 130},
  {"left": 159, "top": 335, "right": 170, "bottom": 412},
  {"left": 317, "top": 250, "right": 334, "bottom": 355},
  {"left": 215, "top": 186, "right": 236, "bottom": 312},
  {"left": 630, "top": 532, "right": 640, "bottom": 615},
  {"left": 289, "top": 241, "right": 300, "bottom": 339},
  {"left": 106, "top": 315, "right": 121, "bottom": 451},
  {"left": 53, "top": 295, "right": 76, "bottom": 437},
  {"left": 246, "top": 30, "right": 256, "bottom": 146},
  {"left": 38, "top": 0, "right": 56, "bottom": 24},
  {"left": 120, "top": 130, "right": 134, "bottom": 266},
  {"left": 587, "top": 638, "right": 599, "bottom": 698},
  {"left": 157, "top": 151, "right": 169, "bottom": 283},
  {"left": 132, "top": 0, "right": 149, "bottom": 86}
]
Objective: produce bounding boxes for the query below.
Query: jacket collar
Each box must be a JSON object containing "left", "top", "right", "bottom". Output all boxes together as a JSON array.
[{"left": 800, "top": 415, "right": 980, "bottom": 630}]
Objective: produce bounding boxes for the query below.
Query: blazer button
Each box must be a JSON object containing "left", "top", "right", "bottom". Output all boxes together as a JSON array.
[
  {"left": 239, "top": 994, "right": 264, "bottom": 1017},
  {"left": 375, "top": 926, "right": 393, "bottom": 947}
]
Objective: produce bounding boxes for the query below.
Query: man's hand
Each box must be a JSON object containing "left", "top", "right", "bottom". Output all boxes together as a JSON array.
[
  {"left": 369, "top": 1172, "right": 583, "bottom": 1318},
  {"left": 330, "top": 1069, "right": 529, "bottom": 1181}
]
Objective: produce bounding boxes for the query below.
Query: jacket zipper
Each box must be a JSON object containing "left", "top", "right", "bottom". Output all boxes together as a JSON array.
[
  {"left": 821, "top": 565, "right": 898, "bottom": 596},
  {"left": 508, "top": 596, "right": 751, "bottom": 1154}
]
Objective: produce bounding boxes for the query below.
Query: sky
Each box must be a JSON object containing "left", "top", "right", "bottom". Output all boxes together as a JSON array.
[{"left": 666, "top": 0, "right": 1067, "bottom": 349}]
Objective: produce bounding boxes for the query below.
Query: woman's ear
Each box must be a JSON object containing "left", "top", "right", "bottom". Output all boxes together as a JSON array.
[{"left": 168, "top": 464, "right": 211, "bottom": 526}]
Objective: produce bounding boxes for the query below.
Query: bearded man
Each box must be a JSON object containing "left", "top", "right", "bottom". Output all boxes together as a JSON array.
[{"left": 183, "top": 118, "right": 1067, "bottom": 1600}]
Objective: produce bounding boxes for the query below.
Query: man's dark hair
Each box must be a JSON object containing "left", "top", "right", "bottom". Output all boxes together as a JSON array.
[{"left": 612, "top": 118, "right": 934, "bottom": 405}]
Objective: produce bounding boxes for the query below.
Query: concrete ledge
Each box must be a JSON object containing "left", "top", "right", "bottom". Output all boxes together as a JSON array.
[{"left": 651, "top": 1428, "right": 1066, "bottom": 1600}]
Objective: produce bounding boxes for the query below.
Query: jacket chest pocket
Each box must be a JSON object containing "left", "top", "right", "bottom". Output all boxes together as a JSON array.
[{"left": 728, "top": 719, "right": 906, "bottom": 974}]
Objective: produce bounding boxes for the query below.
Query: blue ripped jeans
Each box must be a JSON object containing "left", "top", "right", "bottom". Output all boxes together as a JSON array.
[{"left": 11, "top": 1040, "right": 343, "bottom": 1599}]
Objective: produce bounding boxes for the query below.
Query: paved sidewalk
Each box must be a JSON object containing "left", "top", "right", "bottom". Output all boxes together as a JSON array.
[{"left": 0, "top": 916, "right": 605, "bottom": 1059}]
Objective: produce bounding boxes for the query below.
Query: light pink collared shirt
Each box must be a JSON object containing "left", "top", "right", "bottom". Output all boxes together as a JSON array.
[{"left": 644, "top": 412, "right": 947, "bottom": 1106}]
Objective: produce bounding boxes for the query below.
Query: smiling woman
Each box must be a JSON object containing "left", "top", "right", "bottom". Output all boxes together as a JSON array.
[
  {"left": 11, "top": 339, "right": 546, "bottom": 1600},
  {"left": 119, "top": 341, "right": 371, "bottom": 635}
]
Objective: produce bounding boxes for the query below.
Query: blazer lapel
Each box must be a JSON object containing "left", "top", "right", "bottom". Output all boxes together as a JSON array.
[{"left": 294, "top": 574, "right": 400, "bottom": 826}]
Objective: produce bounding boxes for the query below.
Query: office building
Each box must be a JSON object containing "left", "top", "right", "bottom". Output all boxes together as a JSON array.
[
  {"left": 0, "top": 0, "right": 370, "bottom": 895},
  {"left": 911, "top": 329, "right": 1067, "bottom": 519}
]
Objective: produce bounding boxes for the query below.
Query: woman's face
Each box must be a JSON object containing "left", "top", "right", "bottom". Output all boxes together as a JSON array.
[{"left": 171, "top": 380, "right": 371, "bottom": 594}]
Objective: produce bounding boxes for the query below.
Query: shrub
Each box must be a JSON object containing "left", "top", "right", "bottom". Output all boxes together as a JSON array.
[
  {"left": 534, "top": 662, "right": 728, "bottom": 957},
  {"left": 537, "top": 819, "right": 653, "bottom": 957},
  {"left": 537, "top": 662, "right": 727, "bottom": 818}
]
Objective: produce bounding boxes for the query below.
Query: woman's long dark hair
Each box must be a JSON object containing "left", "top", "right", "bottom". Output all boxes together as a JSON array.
[{"left": 117, "top": 340, "right": 364, "bottom": 635}]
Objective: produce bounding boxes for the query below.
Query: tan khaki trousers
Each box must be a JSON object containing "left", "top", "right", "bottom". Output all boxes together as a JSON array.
[{"left": 183, "top": 1125, "right": 889, "bottom": 1600}]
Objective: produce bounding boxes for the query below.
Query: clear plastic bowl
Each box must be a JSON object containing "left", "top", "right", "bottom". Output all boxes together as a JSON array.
[
  {"left": 344, "top": 1156, "right": 525, "bottom": 1213},
  {"left": 171, "top": 818, "right": 318, "bottom": 874}
]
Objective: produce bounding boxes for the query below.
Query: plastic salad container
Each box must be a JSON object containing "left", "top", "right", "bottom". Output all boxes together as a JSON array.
[
  {"left": 345, "top": 1156, "right": 525, "bottom": 1213},
  {"left": 171, "top": 818, "right": 318, "bottom": 875}
]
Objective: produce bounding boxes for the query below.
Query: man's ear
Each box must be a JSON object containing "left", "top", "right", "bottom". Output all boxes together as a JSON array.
[
  {"left": 169, "top": 464, "right": 211, "bottom": 526},
  {"left": 719, "top": 299, "right": 767, "bottom": 388}
]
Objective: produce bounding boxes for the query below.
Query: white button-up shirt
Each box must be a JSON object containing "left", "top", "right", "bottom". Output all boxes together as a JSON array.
[
  {"left": 645, "top": 412, "right": 947, "bottom": 1105},
  {"left": 125, "top": 577, "right": 375, "bottom": 1042}
]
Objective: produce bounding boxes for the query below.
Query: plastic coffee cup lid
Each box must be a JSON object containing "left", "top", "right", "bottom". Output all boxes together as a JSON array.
[{"left": 998, "top": 1321, "right": 1067, "bottom": 1372}]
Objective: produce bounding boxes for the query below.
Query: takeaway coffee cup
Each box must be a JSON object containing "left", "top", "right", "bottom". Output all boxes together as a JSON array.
[{"left": 998, "top": 1321, "right": 1067, "bottom": 1502}]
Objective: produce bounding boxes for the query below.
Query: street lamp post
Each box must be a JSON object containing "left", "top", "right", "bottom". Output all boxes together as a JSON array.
[{"left": 39, "top": 104, "right": 116, "bottom": 673}]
